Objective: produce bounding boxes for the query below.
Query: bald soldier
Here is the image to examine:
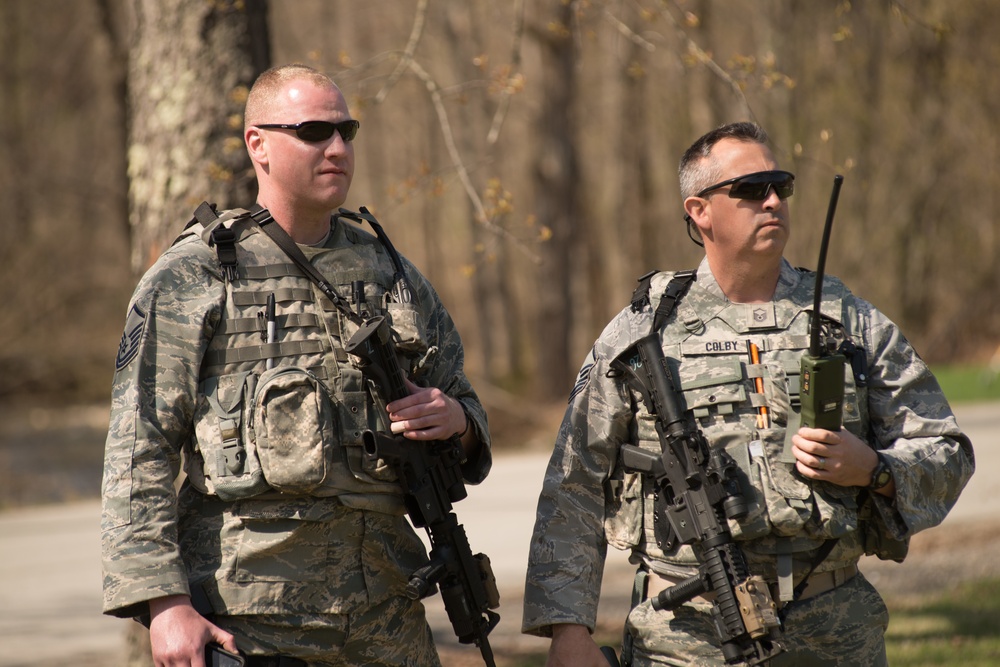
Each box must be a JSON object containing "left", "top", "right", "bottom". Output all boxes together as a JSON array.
[{"left": 101, "top": 64, "right": 490, "bottom": 667}]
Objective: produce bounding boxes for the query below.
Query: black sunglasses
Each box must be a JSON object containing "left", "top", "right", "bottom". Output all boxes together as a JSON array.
[
  {"left": 255, "top": 119, "right": 360, "bottom": 143},
  {"left": 696, "top": 170, "right": 795, "bottom": 201}
]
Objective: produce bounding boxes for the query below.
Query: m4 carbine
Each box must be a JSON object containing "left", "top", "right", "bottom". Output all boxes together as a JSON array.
[
  {"left": 610, "top": 335, "right": 783, "bottom": 666},
  {"left": 345, "top": 316, "right": 501, "bottom": 667}
]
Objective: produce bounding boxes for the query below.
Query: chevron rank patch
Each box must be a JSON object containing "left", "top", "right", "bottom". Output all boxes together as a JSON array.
[{"left": 115, "top": 303, "right": 146, "bottom": 371}]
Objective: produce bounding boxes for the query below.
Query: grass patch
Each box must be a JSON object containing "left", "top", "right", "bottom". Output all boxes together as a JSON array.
[
  {"left": 886, "top": 578, "right": 1000, "bottom": 666},
  {"left": 929, "top": 364, "right": 1000, "bottom": 404}
]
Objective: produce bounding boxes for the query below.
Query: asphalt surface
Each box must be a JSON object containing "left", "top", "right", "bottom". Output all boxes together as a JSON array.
[{"left": 0, "top": 401, "right": 996, "bottom": 666}]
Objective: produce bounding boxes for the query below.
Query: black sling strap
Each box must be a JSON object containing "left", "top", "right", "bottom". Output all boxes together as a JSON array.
[
  {"left": 650, "top": 270, "right": 696, "bottom": 334},
  {"left": 247, "top": 206, "right": 365, "bottom": 326},
  {"left": 337, "top": 207, "right": 415, "bottom": 305},
  {"left": 629, "top": 269, "right": 697, "bottom": 334}
]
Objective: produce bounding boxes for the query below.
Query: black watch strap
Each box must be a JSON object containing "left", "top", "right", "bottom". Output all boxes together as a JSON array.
[{"left": 868, "top": 452, "right": 893, "bottom": 490}]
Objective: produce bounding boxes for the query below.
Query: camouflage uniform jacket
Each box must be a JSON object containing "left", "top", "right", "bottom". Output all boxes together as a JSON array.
[
  {"left": 101, "top": 209, "right": 491, "bottom": 619},
  {"left": 522, "top": 256, "right": 973, "bottom": 636}
]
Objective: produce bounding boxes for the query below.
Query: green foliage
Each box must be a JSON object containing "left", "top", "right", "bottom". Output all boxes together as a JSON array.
[
  {"left": 885, "top": 578, "right": 1000, "bottom": 667},
  {"left": 929, "top": 365, "right": 1000, "bottom": 404}
]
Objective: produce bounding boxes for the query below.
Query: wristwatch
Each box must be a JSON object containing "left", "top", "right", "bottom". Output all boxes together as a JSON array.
[{"left": 868, "top": 452, "right": 893, "bottom": 490}]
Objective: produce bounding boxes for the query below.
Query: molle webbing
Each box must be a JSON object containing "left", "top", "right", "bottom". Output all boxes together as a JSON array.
[
  {"left": 203, "top": 339, "right": 326, "bottom": 366},
  {"left": 240, "top": 263, "right": 305, "bottom": 281},
  {"left": 232, "top": 288, "right": 314, "bottom": 307},
  {"left": 216, "top": 313, "right": 321, "bottom": 335}
]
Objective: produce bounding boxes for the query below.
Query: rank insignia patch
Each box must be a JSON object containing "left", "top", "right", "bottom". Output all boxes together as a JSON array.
[
  {"left": 115, "top": 303, "right": 146, "bottom": 371},
  {"left": 747, "top": 304, "right": 776, "bottom": 329}
]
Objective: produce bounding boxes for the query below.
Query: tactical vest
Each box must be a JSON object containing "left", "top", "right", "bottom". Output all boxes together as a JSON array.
[
  {"left": 605, "top": 269, "right": 875, "bottom": 581},
  {"left": 176, "top": 205, "right": 428, "bottom": 512}
]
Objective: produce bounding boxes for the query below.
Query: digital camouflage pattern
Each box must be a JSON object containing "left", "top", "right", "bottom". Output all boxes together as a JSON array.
[
  {"left": 101, "top": 210, "right": 491, "bottom": 648},
  {"left": 522, "top": 256, "right": 973, "bottom": 661}
]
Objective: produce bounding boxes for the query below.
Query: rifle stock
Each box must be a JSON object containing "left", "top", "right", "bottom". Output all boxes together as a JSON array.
[
  {"left": 345, "top": 316, "right": 500, "bottom": 666},
  {"left": 611, "top": 334, "right": 783, "bottom": 665}
]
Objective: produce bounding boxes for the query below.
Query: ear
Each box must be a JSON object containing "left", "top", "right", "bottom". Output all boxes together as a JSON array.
[
  {"left": 684, "top": 196, "right": 710, "bottom": 235},
  {"left": 245, "top": 127, "right": 268, "bottom": 166}
]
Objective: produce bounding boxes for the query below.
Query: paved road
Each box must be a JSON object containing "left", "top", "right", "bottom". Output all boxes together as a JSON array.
[{"left": 1, "top": 402, "right": 995, "bottom": 666}]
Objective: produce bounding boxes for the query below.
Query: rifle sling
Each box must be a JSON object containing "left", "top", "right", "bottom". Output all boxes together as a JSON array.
[{"left": 248, "top": 206, "right": 364, "bottom": 327}]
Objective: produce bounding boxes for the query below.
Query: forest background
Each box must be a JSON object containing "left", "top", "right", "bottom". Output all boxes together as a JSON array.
[{"left": 2, "top": 0, "right": 999, "bottom": 424}]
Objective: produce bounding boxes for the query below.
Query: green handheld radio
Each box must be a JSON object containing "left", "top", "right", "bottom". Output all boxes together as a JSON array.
[{"left": 800, "top": 175, "right": 845, "bottom": 430}]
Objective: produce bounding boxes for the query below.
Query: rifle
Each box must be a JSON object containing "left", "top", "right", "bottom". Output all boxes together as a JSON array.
[
  {"left": 345, "top": 315, "right": 501, "bottom": 667},
  {"left": 610, "top": 335, "right": 783, "bottom": 665}
]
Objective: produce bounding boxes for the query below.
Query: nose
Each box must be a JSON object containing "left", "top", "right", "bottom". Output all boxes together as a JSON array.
[
  {"left": 762, "top": 184, "right": 784, "bottom": 209},
  {"left": 324, "top": 130, "right": 350, "bottom": 157}
]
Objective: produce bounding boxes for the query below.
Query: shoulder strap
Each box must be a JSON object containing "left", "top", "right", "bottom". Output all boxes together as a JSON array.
[
  {"left": 249, "top": 207, "right": 365, "bottom": 326},
  {"left": 628, "top": 269, "right": 697, "bottom": 334},
  {"left": 644, "top": 270, "right": 696, "bottom": 334},
  {"left": 630, "top": 270, "right": 660, "bottom": 313},
  {"left": 337, "top": 207, "right": 416, "bottom": 305},
  {"left": 182, "top": 201, "right": 252, "bottom": 281}
]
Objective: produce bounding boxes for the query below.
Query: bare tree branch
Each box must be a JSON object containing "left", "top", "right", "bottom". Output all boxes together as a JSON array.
[
  {"left": 374, "top": 0, "right": 428, "bottom": 104},
  {"left": 601, "top": 4, "right": 656, "bottom": 52},
  {"left": 654, "top": 0, "right": 756, "bottom": 121},
  {"left": 403, "top": 57, "right": 540, "bottom": 263},
  {"left": 487, "top": 0, "right": 526, "bottom": 145}
]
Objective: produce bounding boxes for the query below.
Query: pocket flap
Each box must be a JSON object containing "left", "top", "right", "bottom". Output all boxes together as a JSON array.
[
  {"left": 204, "top": 371, "right": 253, "bottom": 416},
  {"left": 678, "top": 358, "right": 743, "bottom": 390}
]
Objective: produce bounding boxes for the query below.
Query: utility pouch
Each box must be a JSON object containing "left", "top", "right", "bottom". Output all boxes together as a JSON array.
[
  {"left": 385, "top": 300, "right": 428, "bottom": 360},
  {"left": 192, "top": 367, "right": 338, "bottom": 499},
  {"left": 246, "top": 366, "right": 338, "bottom": 495},
  {"left": 192, "top": 372, "right": 270, "bottom": 501}
]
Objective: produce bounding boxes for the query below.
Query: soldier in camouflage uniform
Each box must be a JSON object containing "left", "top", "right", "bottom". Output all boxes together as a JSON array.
[
  {"left": 101, "top": 64, "right": 491, "bottom": 667},
  {"left": 522, "top": 122, "right": 973, "bottom": 666}
]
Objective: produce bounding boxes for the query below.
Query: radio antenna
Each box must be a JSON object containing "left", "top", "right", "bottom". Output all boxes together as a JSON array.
[{"left": 809, "top": 175, "right": 844, "bottom": 356}]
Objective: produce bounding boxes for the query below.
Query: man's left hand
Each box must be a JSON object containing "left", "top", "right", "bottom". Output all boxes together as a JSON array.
[
  {"left": 792, "top": 427, "right": 892, "bottom": 496},
  {"left": 386, "top": 379, "right": 469, "bottom": 442}
]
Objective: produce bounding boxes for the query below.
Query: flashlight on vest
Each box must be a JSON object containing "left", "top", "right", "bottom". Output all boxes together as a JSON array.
[{"left": 800, "top": 175, "right": 845, "bottom": 431}]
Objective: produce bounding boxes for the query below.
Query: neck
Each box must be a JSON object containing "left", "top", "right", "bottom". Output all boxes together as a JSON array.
[
  {"left": 706, "top": 253, "right": 782, "bottom": 304},
  {"left": 258, "top": 195, "right": 332, "bottom": 245}
]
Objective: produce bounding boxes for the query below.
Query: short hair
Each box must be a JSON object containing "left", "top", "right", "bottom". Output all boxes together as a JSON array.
[
  {"left": 678, "top": 122, "right": 770, "bottom": 199},
  {"left": 244, "top": 64, "right": 337, "bottom": 130}
]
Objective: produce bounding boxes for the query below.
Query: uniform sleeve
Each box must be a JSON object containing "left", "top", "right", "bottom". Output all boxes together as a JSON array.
[
  {"left": 521, "top": 323, "right": 635, "bottom": 637},
  {"left": 861, "top": 301, "right": 975, "bottom": 538},
  {"left": 406, "top": 260, "right": 492, "bottom": 484},
  {"left": 101, "top": 243, "right": 224, "bottom": 618}
]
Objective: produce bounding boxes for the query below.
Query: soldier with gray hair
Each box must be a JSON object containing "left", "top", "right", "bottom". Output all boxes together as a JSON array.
[
  {"left": 101, "top": 64, "right": 491, "bottom": 666},
  {"left": 522, "top": 121, "right": 973, "bottom": 666}
]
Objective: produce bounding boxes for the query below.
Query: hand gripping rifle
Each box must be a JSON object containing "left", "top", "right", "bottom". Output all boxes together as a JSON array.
[
  {"left": 345, "top": 316, "right": 501, "bottom": 667},
  {"left": 610, "top": 335, "right": 783, "bottom": 665}
]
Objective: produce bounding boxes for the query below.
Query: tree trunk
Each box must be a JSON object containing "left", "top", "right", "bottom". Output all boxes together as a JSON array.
[
  {"left": 127, "top": 0, "right": 269, "bottom": 272},
  {"left": 530, "top": 3, "right": 579, "bottom": 399}
]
